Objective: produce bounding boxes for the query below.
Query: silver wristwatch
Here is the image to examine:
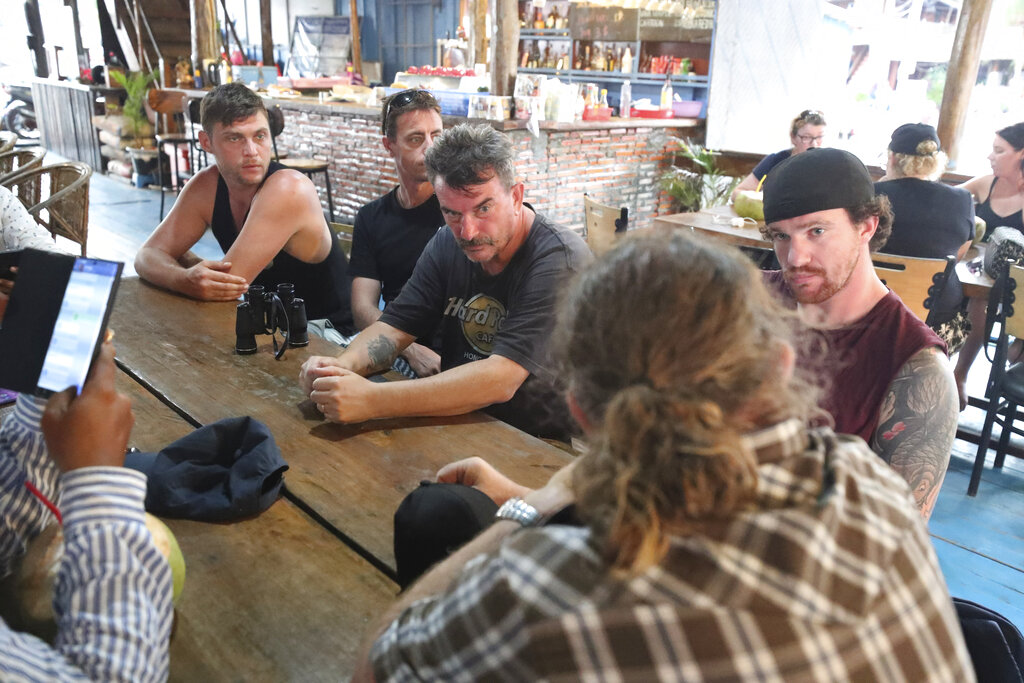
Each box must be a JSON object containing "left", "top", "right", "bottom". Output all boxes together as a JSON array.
[{"left": 495, "top": 497, "right": 542, "bottom": 527}]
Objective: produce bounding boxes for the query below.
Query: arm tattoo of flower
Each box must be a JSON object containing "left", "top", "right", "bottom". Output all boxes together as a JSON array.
[{"left": 871, "top": 348, "right": 957, "bottom": 520}]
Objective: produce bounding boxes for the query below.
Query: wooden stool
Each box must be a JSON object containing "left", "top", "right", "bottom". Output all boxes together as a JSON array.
[{"left": 277, "top": 157, "right": 335, "bottom": 220}]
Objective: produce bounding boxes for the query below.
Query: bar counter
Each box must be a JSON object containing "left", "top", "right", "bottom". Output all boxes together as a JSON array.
[{"left": 172, "top": 88, "right": 700, "bottom": 232}]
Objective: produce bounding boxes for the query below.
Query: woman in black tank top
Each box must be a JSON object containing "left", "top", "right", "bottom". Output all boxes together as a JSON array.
[
  {"left": 960, "top": 122, "right": 1024, "bottom": 238},
  {"left": 953, "top": 122, "right": 1024, "bottom": 411}
]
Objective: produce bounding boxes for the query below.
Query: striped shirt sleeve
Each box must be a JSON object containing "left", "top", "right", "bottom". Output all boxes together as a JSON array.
[
  {"left": 0, "top": 396, "right": 173, "bottom": 682},
  {"left": 0, "top": 395, "right": 58, "bottom": 579}
]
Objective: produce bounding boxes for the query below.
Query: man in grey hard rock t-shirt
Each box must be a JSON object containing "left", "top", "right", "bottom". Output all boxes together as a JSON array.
[{"left": 299, "top": 124, "right": 591, "bottom": 440}]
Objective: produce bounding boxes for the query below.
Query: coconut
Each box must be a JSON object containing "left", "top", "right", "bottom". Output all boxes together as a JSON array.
[
  {"left": 734, "top": 190, "right": 765, "bottom": 223},
  {"left": 7, "top": 513, "right": 185, "bottom": 640}
]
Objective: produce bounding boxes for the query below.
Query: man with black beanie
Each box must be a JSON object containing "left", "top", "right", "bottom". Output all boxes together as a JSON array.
[{"left": 761, "top": 147, "right": 957, "bottom": 519}]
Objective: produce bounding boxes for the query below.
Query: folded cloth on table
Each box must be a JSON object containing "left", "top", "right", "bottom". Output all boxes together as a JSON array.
[{"left": 125, "top": 416, "right": 288, "bottom": 522}]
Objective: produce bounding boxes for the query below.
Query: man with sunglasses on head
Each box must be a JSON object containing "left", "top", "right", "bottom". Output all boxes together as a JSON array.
[
  {"left": 300, "top": 124, "right": 591, "bottom": 441},
  {"left": 348, "top": 90, "right": 445, "bottom": 377},
  {"left": 135, "top": 82, "right": 355, "bottom": 343}
]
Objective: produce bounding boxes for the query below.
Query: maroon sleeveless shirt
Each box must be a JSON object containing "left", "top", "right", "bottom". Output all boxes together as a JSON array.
[{"left": 764, "top": 271, "right": 946, "bottom": 446}]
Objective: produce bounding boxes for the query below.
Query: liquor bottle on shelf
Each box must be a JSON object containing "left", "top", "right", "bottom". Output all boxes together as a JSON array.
[
  {"left": 599, "top": 88, "right": 609, "bottom": 108},
  {"left": 660, "top": 76, "right": 673, "bottom": 110},
  {"left": 619, "top": 80, "right": 631, "bottom": 118},
  {"left": 533, "top": 8, "right": 544, "bottom": 29},
  {"left": 583, "top": 45, "right": 591, "bottom": 70},
  {"left": 521, "top": 44, "right": 530, "bottom": 68},
  {"left": 546, "top": 6, "right": 558, "bottom": 28},
  {"left": 621, "top": 46, "right": 632, "bottom": 73}
]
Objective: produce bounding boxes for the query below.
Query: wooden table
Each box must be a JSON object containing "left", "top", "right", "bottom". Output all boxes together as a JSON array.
[
  {"left": 123, "top": 378, "right": 398, "bottom": 681},
  {"left": 956, "top": 245, "right": 993, "bottom": 299},
  {"left": 652, "top": 205, "right": 769, "bottom": 249},
  {"left": 106, "top": 276, "right": 576, "bottom": 678},
  {"left": 111, "top": 278, "right": 572, "bottom": 572}
]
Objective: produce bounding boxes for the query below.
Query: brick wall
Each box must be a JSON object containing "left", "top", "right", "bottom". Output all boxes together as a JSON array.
[{"left": 273, "top": 100, "right": 698, "bottom": 233}]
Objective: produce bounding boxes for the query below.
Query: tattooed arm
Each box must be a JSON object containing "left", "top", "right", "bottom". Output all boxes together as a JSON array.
[
  {"left": 871, "top": 347, "right": 958, "bottom": 519},
  {"left": 299, "top": 320, "right": 529, "bottom": 424}
]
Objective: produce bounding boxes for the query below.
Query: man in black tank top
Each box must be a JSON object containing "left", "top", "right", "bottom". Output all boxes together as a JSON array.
[{"left": 135, "top": 83, "right": 354, "bottom": 337}]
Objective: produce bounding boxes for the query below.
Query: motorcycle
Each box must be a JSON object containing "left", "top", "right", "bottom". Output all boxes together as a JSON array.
[{"left": 1, "top": 83, "right": 38, "bottom": 140}]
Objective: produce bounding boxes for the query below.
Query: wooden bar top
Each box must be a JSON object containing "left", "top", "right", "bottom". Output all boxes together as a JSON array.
[
  {"left": 122, "top": 371, "right": 397, "bottom": 681},
  {"left": 110, "top": 278, "right": 573, "bottom": 571}
]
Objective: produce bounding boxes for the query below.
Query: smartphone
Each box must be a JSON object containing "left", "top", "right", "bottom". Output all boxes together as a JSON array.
[
  {"left": 36, "top": 259, "right": 121, "bottom": 395},
  {"left": 0, "top": 250, "right": 123, "bottom": 397}
]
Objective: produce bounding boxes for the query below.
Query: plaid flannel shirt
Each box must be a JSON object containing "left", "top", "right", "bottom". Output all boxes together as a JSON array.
[{"left": 372, "top": 420, "right": 973, "bottom": 682}]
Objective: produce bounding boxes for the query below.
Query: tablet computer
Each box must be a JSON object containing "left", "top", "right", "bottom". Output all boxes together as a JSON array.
[{"left": 0, "top": 249, "right": 123, "bottom": 397}]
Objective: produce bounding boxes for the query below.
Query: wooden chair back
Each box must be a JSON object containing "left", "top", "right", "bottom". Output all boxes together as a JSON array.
[
  {"left": 329, "top": 222, "right": 354, "bottom": 256},
  {"left": 147, "top": 89, "right": 188, "bottom": 134},
  {"left": 583, "top": 193, "right": 627, "bottom": 256},
  {"left": 0, "top": 148, "right": 45, "bottom": 186},
  {"left": 3, "top": 162, "right": 92, "bottom": 255},
  {"left": 872, "top": 253, "right": 955, "bottom": 323}
]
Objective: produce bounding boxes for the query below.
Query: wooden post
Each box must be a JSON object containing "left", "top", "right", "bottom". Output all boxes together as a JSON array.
[
  {"left": 349, "top": 0, "right": 363, "bottom": 76},
  {"left": 260, "top": 0, "right": 274, "bottom": 66},
  {"left": 191, "top": 0, "right": 219, "bottom": 70},
  {"left": 491, "top": 0, "right": 517, "bottom": 95},
  {"left": 472, "top": 0, "right": 488, "bottom": 70},
  {"left": 937, "top": 0, "right": 995, "bottom": 168}
]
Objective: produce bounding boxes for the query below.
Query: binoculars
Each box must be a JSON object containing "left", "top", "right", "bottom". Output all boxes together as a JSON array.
[{"left": 235, "top": 283, "right": 309, "bottom": 357}]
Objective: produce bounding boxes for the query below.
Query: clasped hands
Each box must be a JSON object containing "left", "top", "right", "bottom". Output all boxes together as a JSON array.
[
  {"left": 300, "top": 355, "right": 381, "bottom": 424},
  {"left": 437, "top": 456, "right": 579, "bottom": 518}
]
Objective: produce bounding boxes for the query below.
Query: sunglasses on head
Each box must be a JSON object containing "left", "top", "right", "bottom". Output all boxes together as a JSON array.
[
  {"left": 381, "top": 89, "right": 422, "bottom": 134},
  {"left": 799, "top": 109, "right": 823, "bottom": 120}
]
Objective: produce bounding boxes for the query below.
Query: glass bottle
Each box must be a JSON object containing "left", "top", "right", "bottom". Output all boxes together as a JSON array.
[
  {"left": 619, "top": 80, "right": 631, "bottom": 118},
  {"left": 660, "top": 76, "right": 673, "bottom": 110}
]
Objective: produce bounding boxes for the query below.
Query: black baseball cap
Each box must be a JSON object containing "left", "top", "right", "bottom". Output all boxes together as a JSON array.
[
  {"left": 889, "top": 123, "right": 940, "bottom": 155},
  {"left": 125, "top": 416, "right": 288, "bottom": 523},
  {"left": 762, "top": 148, "right": 874, "bottom": 224}
]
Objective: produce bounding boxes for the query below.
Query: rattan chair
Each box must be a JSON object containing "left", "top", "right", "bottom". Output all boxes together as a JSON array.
[
  {"left": 0, "top": 147, "right": 45, "bottom": 186},
  {"left": 3, "top": 162, "right": 92, "bottom": 255},
  {"left": 0, "top": 131, "right": 17, "bottom": 155}
]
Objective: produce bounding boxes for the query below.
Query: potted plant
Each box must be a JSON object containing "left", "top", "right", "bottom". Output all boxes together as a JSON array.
[
  {"left": 110, "top": 69, "right": 160, "bottom": 184},
  {"left": 659, "top": 139, "right": 739, "bottom": 213}
]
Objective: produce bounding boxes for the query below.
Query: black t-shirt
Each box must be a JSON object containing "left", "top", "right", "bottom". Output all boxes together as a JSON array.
[
  {"left": 209, "top": 162, "right": 355, "bottom": 333},
  {"left": 875, "top": 178, "right": 974, "bottom": 321},
  {"left": 379, "top": 209, "right": 592, "bottom": 440},
  {"left": 349, "top": 188, "right": 444, "bottom": 305}
]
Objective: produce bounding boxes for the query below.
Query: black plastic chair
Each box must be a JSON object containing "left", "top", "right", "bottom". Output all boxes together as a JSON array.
[{"left": 970, "top": 258, "right": 1024, "bottom": 496}]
